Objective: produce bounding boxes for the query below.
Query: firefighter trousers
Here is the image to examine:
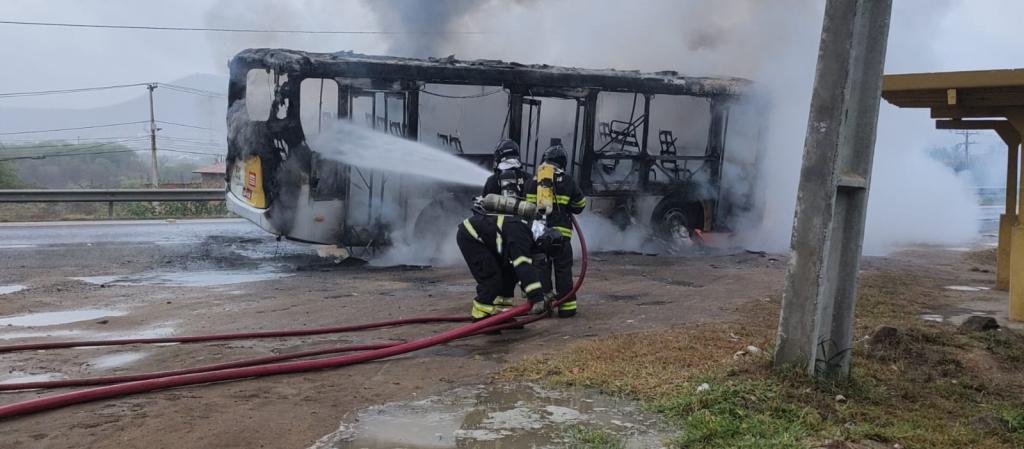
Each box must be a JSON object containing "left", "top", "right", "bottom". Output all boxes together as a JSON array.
[
  {"left": 456, "top": 227, "right": 516, "bottom": 318},
  {"left": 538, "top": 238, "right": 575, "bottom": 310}
]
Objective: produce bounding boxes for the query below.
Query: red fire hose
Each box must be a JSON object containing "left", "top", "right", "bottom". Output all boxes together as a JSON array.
[
  {"left": 0, "top": 316, "right": 538, "bottom": 391},
  {"left": 0, "top": 316, "right": 470, "bottom": 353},
  {"left": 0, "top": 217, "right": 587, "bottom": 419}
]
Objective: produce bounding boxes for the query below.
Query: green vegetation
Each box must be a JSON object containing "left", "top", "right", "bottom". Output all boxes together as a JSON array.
[
  {"left": 0, "top": 161, "right": 22, "bottom": 188},
  {"left": 116, "top": 201, "right": 228, "bottom": 218},
  {"left": 503, "top": 265, "right": 1024, "bottom": 449},
  {"left": 0, "top": 140, "right": 228, "bottom": 221},
  {"left": 0, "top": 201, "right": 230, "bottom": 222},
  {"left": 7, "top": 141, "right": 151, "bottom": 188},
  {"left": 563, "top": 425, "right": 626, "bottom": 449}
]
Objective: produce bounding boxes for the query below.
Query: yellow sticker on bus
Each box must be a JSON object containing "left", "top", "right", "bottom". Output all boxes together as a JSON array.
[{"left": 240, "top": 156, "right": 266, "bottom": 208}]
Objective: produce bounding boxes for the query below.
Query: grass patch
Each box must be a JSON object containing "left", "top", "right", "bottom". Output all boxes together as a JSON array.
[
  {"left": 972, "top": 330, "right": 1024, "bottom": 365},
  {"left": 501, "top": 272, "right": 1024, "bottom": 449},
  {"left": 563, "top": 425, "right": 625, "bottom": 449},
  {"left": 965, "top": 247, "right": 998, "bottom": 267},
  {"left": 651, "top": 376, "right": 819, "bottom": 449}
]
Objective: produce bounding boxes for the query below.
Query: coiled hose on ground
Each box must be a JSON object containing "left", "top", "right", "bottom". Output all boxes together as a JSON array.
[{"left": 0, "top": 216, "right": 588, "bottom": 419}]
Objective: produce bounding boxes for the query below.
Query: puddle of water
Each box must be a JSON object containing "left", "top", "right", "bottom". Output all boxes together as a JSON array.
[
  {"left": 89, "top": 351, "right": 148, "bottom": 369},
  {"left": 0, "top": 372, "right": 67, "bottom": 386},
  {"left": 0, "top": 329, "right": 82, "bottom": 339},
  {"left": 311, "top": 383, "right": 665, "bottom": 449},
  {"left": 73, "top": 267, "right": 290, "bottom": 287},
  {"left": 0, "top": 324, "right": 176, "bottom": 342},
  {"left": 944, "top": 286, "right": 991, "bottom": 292},
  {"left": 0, "top": 285, "right": 26, "bottom": 295},
  {"left": 920, "top": 314, "right": 945, "bottom": 322},
  {"left": 0, "top": 309, "right": 125, "bottom": 327}
]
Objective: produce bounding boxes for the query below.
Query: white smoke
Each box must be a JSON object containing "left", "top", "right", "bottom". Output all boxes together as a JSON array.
[
  {"left": 207, "top": 0, "right": 999, "bottom": 256},
  {"left": 398, "top": 0, "right": 982, "bottom": 255}
]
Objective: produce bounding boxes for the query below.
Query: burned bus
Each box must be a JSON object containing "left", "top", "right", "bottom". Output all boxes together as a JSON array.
[{"left": 225, "top": 49, "right": 761, "bottom": 250}]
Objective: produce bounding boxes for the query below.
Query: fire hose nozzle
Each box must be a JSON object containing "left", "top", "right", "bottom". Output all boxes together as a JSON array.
[{"left": 482, "top": 193, "right": 538, "bottom": 219}]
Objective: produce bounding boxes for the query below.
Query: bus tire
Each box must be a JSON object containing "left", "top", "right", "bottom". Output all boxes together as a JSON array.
[
  {"left": 413, "top": 198, "right": 463, "bottom": 243},
  {"left": 651, "top": 196, "right": 704, "bottom": 245}
]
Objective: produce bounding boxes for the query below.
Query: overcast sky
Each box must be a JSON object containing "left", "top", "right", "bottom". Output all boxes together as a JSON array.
[{"left": 1, "top": 1, "right": 1020, "bottom": 104}]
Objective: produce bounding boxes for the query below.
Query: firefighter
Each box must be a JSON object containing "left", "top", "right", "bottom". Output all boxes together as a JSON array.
[
  {"left": 525, "top": 144, "right": 586, "bottom": 318},
  {"left": 456, "top": 200, "right": 559, "bottom": 321},
  {"left": 483, "top": 139, "right": 530, "bottom": 199}
]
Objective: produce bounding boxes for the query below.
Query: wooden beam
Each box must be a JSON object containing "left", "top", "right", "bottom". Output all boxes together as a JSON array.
[
  {"left": 930, "top": 106, "right": 1023, "bottom": 119},
  {"left": 886, "top": 87, "right": 1024, "bottom": 108},
  {"left": 935, "top": 120, "right": 1020, "bottom": 146},
  {"left": 935, "top": 119, "right": 1010, "bottom": 130},
  {"left": 883, "top": 68, "right": 1024, "bottom": 91}
]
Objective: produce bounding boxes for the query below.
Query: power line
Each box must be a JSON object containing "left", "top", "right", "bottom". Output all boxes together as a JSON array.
[
  {"left": 0, "top": 135, "right": 141, "bottom": 143},
  {"left": 0, "top": 145, "right": 221, "bottom": 162},
  {"left": 0, "top": 83, "right": 151, "bottom": 98},
  {"left": 0, "top": 137, "right": 148, "bottom": 152},
  {"left": 0, "top": 82, "right": 225, "bottom": 99},
  {"left": 0, "top": 20, "right": 487, "bottom": 35},
  {"left": 157, "top": 83, "right": 226, "bottom": 99},
  {"left": 158, "top": 135, "right": 225, "bottom": 144},
  {"left": 159, "top": 148, "right": 223, "bottom": 156},
  {"left": 155, "top": 120, "right": 218, "bottom": 131},
  {"left": 0, "top": 121, "right": 150, "bottom": 135},
  {"left": 0, "top": 138, "right": 149, "bottom": 161},
  {"left": 0, "top": 148, "right": 140, "bottom": 162}
]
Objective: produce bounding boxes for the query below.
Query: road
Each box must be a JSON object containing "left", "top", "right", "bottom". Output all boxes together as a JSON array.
[
  {"left": 0, "top": 218, "right": 265, "bottom": 248},
  {"left": 0, "top": 219, "right": 1007, "bottom": 449}
]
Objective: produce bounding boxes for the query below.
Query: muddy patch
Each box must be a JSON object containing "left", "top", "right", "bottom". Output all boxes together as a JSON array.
[{"left": 311, "top": 383, "right": 664, "bottom": 449}]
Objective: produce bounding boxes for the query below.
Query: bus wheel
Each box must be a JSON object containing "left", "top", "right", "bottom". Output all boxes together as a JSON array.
[
  {"left": 412, "top": 198, "right": 464, "bottom": 264},
  {"left": 651, "top": 197, "right": 704, "bottom": 247}
]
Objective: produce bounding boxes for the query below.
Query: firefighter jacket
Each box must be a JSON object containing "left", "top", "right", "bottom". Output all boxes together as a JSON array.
[
  {"left": 483, "top": 167, "right": 530, "bottom": 199},
  {"left": 524, "top": 172, "right": 586, "bottom": 238},
  {"left": 459, "top": 213, "right": 545, "bottom": 302}
]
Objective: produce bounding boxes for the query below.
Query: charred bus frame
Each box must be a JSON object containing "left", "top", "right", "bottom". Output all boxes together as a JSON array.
[{"left": 226, "top": 49, "right": 756, "bottom": 247}]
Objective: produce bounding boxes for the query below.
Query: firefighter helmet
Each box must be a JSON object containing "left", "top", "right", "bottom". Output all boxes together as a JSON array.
[{"left": 541, "top": 144, "right": 568, "bottom": 170}]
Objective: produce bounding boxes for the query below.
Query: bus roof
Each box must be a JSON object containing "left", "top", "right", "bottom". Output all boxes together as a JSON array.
[{"left": 231, "top": 48, "right": 752, "bottom": 98}]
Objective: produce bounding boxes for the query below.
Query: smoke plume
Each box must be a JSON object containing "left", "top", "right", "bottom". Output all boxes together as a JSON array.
[{"left": 210, "top": 0, "right": 987, "bottom": 256}]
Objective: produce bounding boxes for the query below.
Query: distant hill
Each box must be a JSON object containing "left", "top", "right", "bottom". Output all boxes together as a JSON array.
[{"left": 0, "top": 74, "right": 229, "bottom": 162}]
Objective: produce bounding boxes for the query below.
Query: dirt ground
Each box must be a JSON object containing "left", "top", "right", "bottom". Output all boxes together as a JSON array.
[{"left": 0, "top": 221, "right": 1007, "bottom": 449}]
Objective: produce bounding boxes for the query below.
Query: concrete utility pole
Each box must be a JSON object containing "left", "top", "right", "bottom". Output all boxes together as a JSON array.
[
  {"left": 147, "top": 83, "right": 160, "bottom": 188},
  {"left": 774, "top": 0, "right": 892, "bottom": 378}
]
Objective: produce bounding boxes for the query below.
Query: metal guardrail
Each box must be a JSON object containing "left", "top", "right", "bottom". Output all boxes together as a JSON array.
[{"left": 0, "top": 189, "right": 225, "bottom": 203}]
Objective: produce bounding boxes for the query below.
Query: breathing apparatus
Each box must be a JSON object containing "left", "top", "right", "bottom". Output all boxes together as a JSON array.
[
  {"left": 471, "top": 141, "right": 564, "bottom": 256},
  {"left": 476, "top": 194, "right": 537, "bottom": 219}
]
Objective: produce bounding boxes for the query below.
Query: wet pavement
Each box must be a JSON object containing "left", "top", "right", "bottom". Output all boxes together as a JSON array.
[
  {"left": 0, "top": 285, "right": 26, "bottom": 295},
  {"left": 0, "top": 308, "right": 125, "bottom": 327},
  {"left": 0, "top": 219, "right": 264, "bottom": 247},
  {"left": 72, "top": 266, "right": 291, "bottom": 287},
  {"left": 310, "top": 383, "right": 666, "bottom": 449}
]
